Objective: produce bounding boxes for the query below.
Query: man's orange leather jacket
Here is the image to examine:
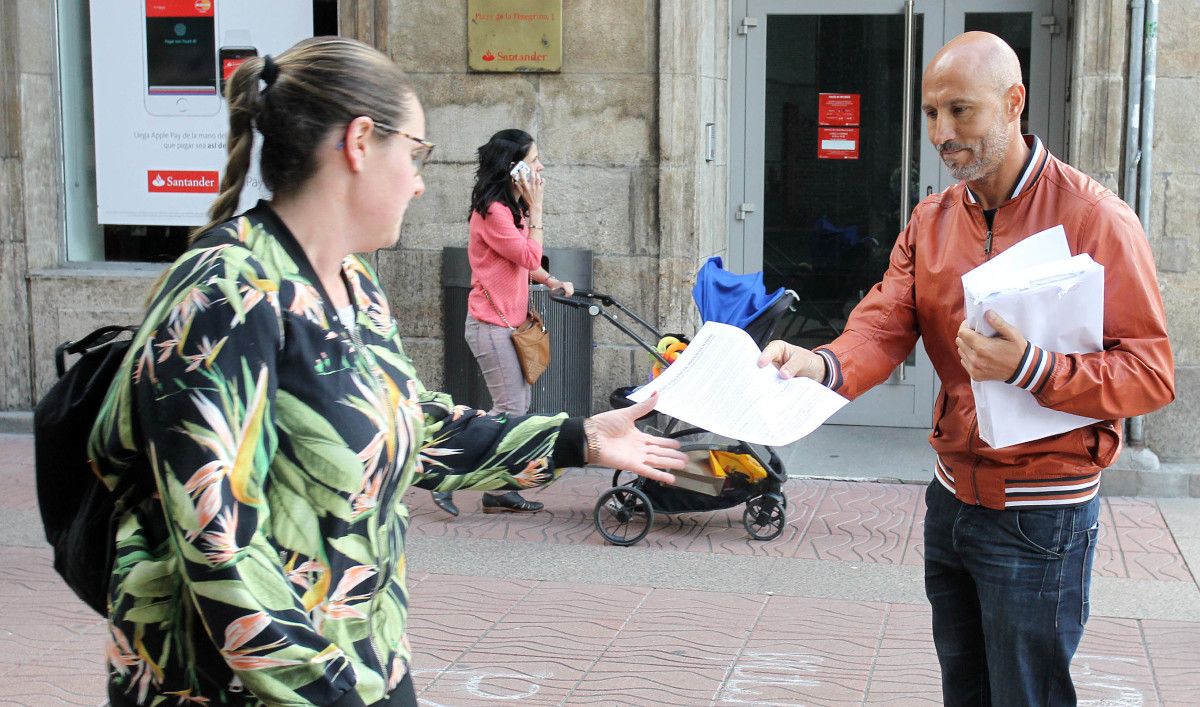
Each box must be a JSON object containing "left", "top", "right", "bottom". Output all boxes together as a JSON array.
[{"left": 816, "top": 137, "right": 1175, "bottom": 510}]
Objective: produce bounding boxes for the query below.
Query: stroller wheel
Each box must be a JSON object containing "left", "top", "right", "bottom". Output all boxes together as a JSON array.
[
  {"left": 594, "top": 485, "right": 654, "bottom": 546},
  {"left": 743, "top": 494, "right": 786, "bottom": 541}
]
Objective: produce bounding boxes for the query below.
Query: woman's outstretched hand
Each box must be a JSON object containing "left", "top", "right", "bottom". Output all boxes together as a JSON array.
[{"left": 586, "top": 393, "right": 686, "bottom": 484}]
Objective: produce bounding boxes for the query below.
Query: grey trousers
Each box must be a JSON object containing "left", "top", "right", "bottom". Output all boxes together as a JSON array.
[{"left": 464, "top": 315, "right": 531, "bottom": 415}]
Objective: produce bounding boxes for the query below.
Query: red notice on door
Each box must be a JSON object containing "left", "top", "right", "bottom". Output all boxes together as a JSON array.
[
  {"left": 817, "top": 127, "right": 859, "bottom": 160},
  {"left": 818, "top": 93, "right": 860, "bottom": 126}
]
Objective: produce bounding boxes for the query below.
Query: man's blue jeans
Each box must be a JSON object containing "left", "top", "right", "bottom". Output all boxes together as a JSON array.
[{"left": 923, "top": 480, "right": 1100, "bottom": 706}]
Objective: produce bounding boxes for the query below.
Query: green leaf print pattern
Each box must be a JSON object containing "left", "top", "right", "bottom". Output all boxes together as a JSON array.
[{"left": 88, "top": 205, "right": 577, "bottom": 705}]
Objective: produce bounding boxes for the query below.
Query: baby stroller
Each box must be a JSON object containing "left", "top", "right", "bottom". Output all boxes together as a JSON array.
[{"left": 550, "top": 258, "right": 799, "bottom": 546}]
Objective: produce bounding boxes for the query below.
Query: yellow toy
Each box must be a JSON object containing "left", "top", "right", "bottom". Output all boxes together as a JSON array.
[
  {"left": 650, "top": 336, "right": 688, "bottom": 378},
  {"left": 708, "top": 450, "right": 769, "bottom": 482}
]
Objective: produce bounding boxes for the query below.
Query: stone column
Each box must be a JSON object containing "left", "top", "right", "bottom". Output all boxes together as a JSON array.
[
  {"left": 1143, "top": 0, "right": 1200, "bottom": 486},
  {"left": 0, "top": 0, "right": 57, "bottom": 409},
  {"left": 657, "top": 0, "right": 730, "bottom": 336},
  {"left": 1070, "top": 0, "right": 1200, "bottom": 493}
]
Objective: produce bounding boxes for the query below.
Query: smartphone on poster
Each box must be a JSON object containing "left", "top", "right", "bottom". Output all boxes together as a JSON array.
[
  {"left": 143, "top": 0, "right": 220, "bottom": 116},
  {"left": 218, "top": 30, "right": 257, "bottom": 98},
  {"left": 510, "top": 160, "right": 531, "bottom": 182}
]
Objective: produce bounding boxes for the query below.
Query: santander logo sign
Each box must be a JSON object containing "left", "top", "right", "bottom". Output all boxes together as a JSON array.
[
  {"left": 147, "top": 170, "right": 219, "bottom": 194},
  {"left": 481, "top": 50, "right": 495, "bottom": 62}
]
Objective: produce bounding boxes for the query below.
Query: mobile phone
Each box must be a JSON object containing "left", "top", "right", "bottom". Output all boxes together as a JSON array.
[
  {"left": 219, "top": 35, "right": 257, "bottom": 98},
  {"left": 143, "top": 0, "right": 220, "bottom": 117},
  {"left": 510, "top": 160, "right": 531, "bottom": 182}
]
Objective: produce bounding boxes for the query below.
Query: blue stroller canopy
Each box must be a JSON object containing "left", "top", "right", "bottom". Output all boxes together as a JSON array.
[{"left": 692, "top": 256, "right": 787, "bottom": 328}]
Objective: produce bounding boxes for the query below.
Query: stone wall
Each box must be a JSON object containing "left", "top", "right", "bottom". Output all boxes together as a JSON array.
[
  {"left": 382, "top": 0, "right": 665, "bottom": 408},
  {"left": 1143, "top": 1, "right": 1200, "bottom": 462},
  {"left": 4, "top": 0, "right": 1197, "bottom": 469},
  {"left": 1068, "top": 0, "right": 1128, "bottom": 192},
  {"left": 658, "top": 0, "right": 730, "bottom": 334},
  {"left": 1070, "top": 0, "right": 1200, "bottom": 464},
  {"left": 0, "top": 0, "right": 49, "bottom": 410}
]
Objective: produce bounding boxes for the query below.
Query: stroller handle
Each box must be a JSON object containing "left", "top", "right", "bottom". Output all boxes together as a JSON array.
[
  {"left": 548, "top": 289, "right": 614, "bottom": 308},
  {"left": 547, "top": 290, "right": 670, "bottom": 367}
]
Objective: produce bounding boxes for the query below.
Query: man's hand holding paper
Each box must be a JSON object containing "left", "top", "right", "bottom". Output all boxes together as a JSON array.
[{"left": 956, "top": 310, "right": 1027, "bottom": 382}]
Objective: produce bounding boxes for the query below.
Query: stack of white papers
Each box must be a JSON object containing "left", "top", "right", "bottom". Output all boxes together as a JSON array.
[
  {"left": 962, "top": 225, "right": 1104, "bottom": 448},
  {"left": 626, "top": 322, "right": 848, "bottom": 446}
]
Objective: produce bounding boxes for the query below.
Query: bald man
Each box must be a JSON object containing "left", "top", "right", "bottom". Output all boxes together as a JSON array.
[{"left": 759, "top": 32, "right": 1174, "bottom": 705}]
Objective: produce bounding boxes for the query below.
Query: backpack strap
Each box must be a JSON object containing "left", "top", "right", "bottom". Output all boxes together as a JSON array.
[{"left": 55, "top": 325, "right": 138, "bottom": 378}]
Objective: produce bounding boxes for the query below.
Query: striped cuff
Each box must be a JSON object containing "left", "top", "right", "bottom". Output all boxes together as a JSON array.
[
  {"left": 814, "top": 348, "right": 842, "bottom": 390},
  {"left": 1005, "top": 342, "right": 1055, "bottom": 394}
]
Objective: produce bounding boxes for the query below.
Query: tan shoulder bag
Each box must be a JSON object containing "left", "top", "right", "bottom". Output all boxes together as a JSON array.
[{"left": 480, "top": 287, "right": 551, "bottom": 385}]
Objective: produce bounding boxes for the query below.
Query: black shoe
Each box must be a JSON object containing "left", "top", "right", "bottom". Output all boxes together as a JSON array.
[
  {"left": 482, "top": 491, "right": 544, "bottom": 514},
  {"left": 431, "top": 491, "right": 459, "bottom": 517}
]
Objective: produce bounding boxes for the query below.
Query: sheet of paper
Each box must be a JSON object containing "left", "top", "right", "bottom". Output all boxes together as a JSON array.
[{"left": 626, "top": 322, "right": 848, "bottom": 446}]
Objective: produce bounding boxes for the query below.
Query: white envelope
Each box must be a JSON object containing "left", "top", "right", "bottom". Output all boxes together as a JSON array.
[{"left": 962, "top": 226, "right": 1104, "bottom": 449}]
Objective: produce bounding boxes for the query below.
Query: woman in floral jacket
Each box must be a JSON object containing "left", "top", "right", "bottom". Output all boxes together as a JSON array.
[{"left": 89, "top": 37, "right": 685, "bottom": 707}]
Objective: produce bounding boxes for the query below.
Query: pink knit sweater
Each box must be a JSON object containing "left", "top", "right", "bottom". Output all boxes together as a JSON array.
[{"left": 467, "top": 201, "right": 543, "bottom": 327}]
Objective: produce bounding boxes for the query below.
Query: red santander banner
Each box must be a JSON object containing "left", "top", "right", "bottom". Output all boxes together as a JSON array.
[
  {"left": 146, "top": 0, "right": 213, "bottom": 18},
  {"left": 147, "top": 170, "right": 220, "bottom": 194}
]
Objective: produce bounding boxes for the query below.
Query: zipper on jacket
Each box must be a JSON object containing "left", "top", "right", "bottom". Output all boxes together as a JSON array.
[
  {"left": 346, "top": 320, "right": 396, "bottom": 674},
  {"left": 964, "top": 418, "right": 984, "bottom": 506},
  {"left": 350, "top": 326, "right": 393, "bottom": 672},
  {"left": 971, "top": 207, "right": 998, "bottom": 504},
  {"left": 982, "top": 208, "right": 997, "bottom": 257}
]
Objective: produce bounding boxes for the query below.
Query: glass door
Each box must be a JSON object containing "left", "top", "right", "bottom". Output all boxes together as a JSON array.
[
  {"left": 730, "top": 0, "right": 943, "bottom": 427},
  {"left": 943, "top": 0, "right": 1067, "bottom": 159}
]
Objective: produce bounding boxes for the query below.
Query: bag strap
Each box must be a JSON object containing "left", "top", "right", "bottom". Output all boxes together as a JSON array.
[
  {"left": 480, "top": 286, "right": 516, "bottom": 330},
  {"left": 52, "top": 231, "right": 248, "bottom": 378},
  {"left": 479, "top": 285, "right": 546, "bottom": 333}
]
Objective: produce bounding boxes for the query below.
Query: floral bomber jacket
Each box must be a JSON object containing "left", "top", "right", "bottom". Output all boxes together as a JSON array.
[{"left": 88, "top": 203, "right": 585, "bottom": 706}]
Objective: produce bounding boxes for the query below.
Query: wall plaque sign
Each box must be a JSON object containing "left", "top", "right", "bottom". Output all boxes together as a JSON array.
[{"left": 468, "top": 0, "right": 562, "bottom": 72}]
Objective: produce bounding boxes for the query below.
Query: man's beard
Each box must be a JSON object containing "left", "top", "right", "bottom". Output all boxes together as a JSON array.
[{"left": 940, "top": 122, "right": 1010, "bottom": 182}]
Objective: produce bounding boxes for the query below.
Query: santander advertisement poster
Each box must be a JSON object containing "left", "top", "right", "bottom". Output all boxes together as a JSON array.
[{"left": 89, "top": 1, "right": 313, "bottom": 225}]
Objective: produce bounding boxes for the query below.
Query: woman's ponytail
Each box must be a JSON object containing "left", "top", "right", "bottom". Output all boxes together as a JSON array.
[
  {"left": 191, "top": 38, "right": 413, "bottom": 240},
  {"left": 192, "top": 56, "right": 266, "bottom": 241}
]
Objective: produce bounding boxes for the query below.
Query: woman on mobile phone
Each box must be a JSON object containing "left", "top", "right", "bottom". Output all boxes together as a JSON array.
[
  {"left": 91, "top": 41, "right": 683, "bottom": 706},
  {"left": 430, "top": 130, "right": 575, "bottom": 517}
]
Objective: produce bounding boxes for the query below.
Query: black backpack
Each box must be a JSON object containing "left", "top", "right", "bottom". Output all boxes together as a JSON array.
[{"left": 34, "top": 325, "right": 150, "bottom": 616}]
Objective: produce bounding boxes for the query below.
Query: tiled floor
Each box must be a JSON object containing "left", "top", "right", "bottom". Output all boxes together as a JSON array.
[
  {"left": 402, "top": 471, "right": 1192, "bottom": 581},
  {"left": 406, "top": 576, "right": 1200, "bottom": 706},
  {"left": 3, "top": 432, "right": 1199, "bottom": 705}
]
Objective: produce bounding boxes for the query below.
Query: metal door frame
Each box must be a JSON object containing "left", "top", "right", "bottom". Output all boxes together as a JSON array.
[
  {"left": 728, "top": 0, "right": 943, "bottom": 427},
  {"left": 729, "top": 0, "right": 945, "bottom": 275},
  {"left": 942, "top": 0, "right": 1070, "bottom": 164}
]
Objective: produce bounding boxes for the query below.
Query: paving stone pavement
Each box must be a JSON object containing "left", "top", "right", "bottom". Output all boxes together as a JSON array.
[{"left": 2, "top": 432, "right": 1199, "bottom": 706}]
